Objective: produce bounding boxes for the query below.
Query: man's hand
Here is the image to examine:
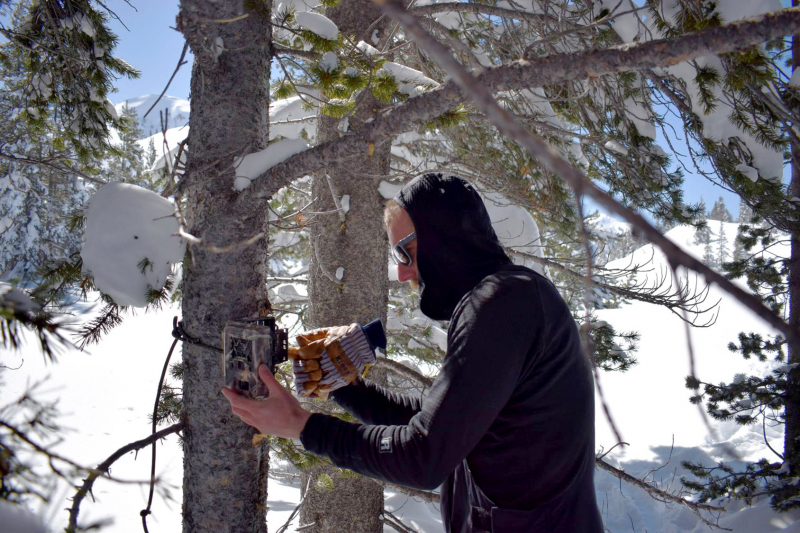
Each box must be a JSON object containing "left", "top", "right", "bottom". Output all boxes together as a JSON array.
[{"left": 221, "top": 365, "right": 312, "bottom": 440}]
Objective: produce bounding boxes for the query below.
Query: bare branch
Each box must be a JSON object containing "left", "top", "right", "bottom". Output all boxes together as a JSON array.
[
  {"left": 383, "top": 481, "right": 440, "bottom": 503},
  {"left": 178, "top": 229, "right": 266, "bottom": 254},
  {"left": 276, "top": 477, "right": 312, "bottom": 533},
  {"left": 596, "top": 458, "right": 729, "bottom": 530},
  {"left": 66, "top": 422, "right": 185, "bottom": 532},
  {"left": 508, "top": 250, "right": 720, "bottom": 326},
  {"left": 374, "top": 356, "right": 434, "bottom": 388},
  {"left": 143, "top": 41, "right": 190, "bottom": 119}
]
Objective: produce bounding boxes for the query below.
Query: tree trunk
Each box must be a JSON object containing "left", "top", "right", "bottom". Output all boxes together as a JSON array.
[
  {"left": 786, "top": 5, "right": 800, "bottom": 472},
  {"left": 178, "top": 1, "right": 272, "bottom": 532},
  {"left": 300, "top": 2, "right": 391, "bottom": 531}
]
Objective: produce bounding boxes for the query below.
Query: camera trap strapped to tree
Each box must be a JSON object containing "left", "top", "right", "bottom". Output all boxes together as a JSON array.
[{"left": 222, "top": 317, "right": 288, "bottom": 399}]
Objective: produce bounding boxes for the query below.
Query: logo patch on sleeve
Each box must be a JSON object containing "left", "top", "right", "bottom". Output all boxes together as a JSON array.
[{"left": 380, "top": 436, "right": 392, "bottom": 453}]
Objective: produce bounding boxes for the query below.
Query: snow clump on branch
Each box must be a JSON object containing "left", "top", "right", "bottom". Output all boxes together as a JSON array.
[
  {"left": 294, "top": 12, "right": 339, "bottom": 41},
  {"left": 233, "top": 138, "right": 310, "bottom": 191},
  {"left": 81, "top": 183, "right": 185, "bottom": 307}
]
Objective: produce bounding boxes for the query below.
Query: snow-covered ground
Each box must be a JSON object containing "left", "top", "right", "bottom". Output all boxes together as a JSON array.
[{"left": 3, "top": 223, "right": 800, "bottom": 532}]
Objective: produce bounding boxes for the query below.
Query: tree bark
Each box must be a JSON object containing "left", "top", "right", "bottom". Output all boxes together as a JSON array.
[
  {"left": 178, "top": 1, "right": 272, "bottom": 532},
  {"left": 299, "top": 2, "right": 391, "bottom": 531}
]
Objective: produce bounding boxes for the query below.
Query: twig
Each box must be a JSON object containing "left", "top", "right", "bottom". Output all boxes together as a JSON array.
[
  {"left": 383, "top": 509, "right": 416, "bottom": 533},
  {"left": 66, "top": 422, "right": 185, "bottom": 532},
  {"left": 140, "top": 332, "right": 181, "bottom": 532},
  {"left": 312, "top": 237, "right": 343, "bottom": 286},
  {"left": 597, "top": 441, "right": 630, "bottom": 461},
  {"left": 0, "top": 358, "right": 23, "bottom": 370},
  {"left": 276, "top": 477, "right": 312, "bottom": 533},
  {"left": 670, "top": 261, "right": 741, "bottom": 461},
  {"left": 273, "top": 43, "right": 321, "bottom": 61},
  {"left": 268, "top": 277, "right": 309, "bottom": 284},
  {"left": 177, "top": 229, "right": 266, "bottom": 254},
  {"left": 325, "top": 174, "right": 347, "bottom": 223},
  {"left": 210, "top": 13, "right": 249, "bottom": 23},
  {"left": 143, "top": 42, "right": 190, "bottom": 119}
]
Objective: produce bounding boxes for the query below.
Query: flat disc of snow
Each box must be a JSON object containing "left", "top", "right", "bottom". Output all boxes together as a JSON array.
[
  {"left": 81, "top": 183, "right": 185, "bottom": 307},
  {"left": 295, "top": 11, "right": 339, "bottom": 40},
  {"left": 233, "top": 138, "right": 310, "bottom": 191}
]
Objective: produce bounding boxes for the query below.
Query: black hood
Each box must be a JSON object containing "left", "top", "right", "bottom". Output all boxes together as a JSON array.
[{"left": 394, "top": 174, "right": 512, "bottom": 320}]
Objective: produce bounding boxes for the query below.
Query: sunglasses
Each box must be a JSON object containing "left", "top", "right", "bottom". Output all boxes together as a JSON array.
[{"left": 391, "top": 232, "right": 417, "bottom": 266}]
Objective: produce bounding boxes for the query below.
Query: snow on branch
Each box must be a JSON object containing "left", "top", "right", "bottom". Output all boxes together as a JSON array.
[
  {"left": 410, "top": 2, "right": 562, "bottom": 24},
  {"left": 247, "top": 7, "right": 800, "bottom": 201},
  {"left": 373, "top": 0, "right": 800, "bottom": 354}
]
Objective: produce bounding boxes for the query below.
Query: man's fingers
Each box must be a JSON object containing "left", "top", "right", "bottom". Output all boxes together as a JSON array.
[
  {"left": 221, "top": 387, "right": 261, "bottom": 410},
  {"left": 231, "top": 405, "right": 252, "bottom": 418},
  {"left": 258, "top": 365, "right": 283, "bottom": 393}
]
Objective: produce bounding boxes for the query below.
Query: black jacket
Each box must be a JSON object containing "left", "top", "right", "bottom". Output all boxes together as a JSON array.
[{"left": 300, "top": 174, "right": 602, "bottom": 532}]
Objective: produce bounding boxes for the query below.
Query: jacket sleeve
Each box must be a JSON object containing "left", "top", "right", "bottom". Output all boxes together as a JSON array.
[
  {"left": 300, "top": 278, "right": 540, "bottom": 490},
  {"left": 329, "top": 377, "right": 422, "bottom": 426}
]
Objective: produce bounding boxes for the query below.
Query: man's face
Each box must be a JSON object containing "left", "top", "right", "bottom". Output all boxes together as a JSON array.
[{"left": 387, "top": 207, "right": 419, "bottom": 290}]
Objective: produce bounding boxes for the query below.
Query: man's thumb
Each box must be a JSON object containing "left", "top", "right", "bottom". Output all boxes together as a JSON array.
[{"left": 258, "top": 365, "right": 279, "bottom": 391}]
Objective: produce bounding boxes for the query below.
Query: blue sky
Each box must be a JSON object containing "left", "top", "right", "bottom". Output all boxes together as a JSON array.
[
  {"left": 104, "top": 1, "right": 191, "bottom": 103},
  {"left": 100, "top": 0, "right": 793, "bottom": 220}
]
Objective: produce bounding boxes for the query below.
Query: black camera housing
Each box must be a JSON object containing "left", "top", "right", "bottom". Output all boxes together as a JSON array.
[{"left": 222, "top": 317, "right": 288, "bottom": 399}]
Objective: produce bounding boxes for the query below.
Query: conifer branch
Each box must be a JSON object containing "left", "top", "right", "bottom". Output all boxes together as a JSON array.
[
  {"left": 248, "top": 7, "right": 800, "bottom": 200},
  {"left": 76, "top": 303, "right": 124, "bottom": 350},
  {"left": 509, "top": 250, "right": 720, "bottom": 326},
  {"left": 273, "top": 43, "right": 321, "bottom": 61},
  {"left": 0, "top": 150, "right": 106, "bottom": 184},
  {"left": 373, "top": 0, "right": 800, "bottom": 354},
  {"left": 66, "top": 422, "right": 185, "bottom": 533}
]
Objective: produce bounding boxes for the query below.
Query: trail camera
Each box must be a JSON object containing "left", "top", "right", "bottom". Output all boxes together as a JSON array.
[{"left": 222, "top": 317, "right": 288, "bottom": 399}]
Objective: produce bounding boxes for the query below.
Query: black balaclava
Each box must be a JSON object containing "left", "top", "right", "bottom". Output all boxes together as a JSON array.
[{"left": 394, "top": 173, "right": 512, "bottom": 321}]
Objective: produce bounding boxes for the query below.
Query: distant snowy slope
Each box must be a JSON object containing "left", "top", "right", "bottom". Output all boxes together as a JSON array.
[
  {"left": 138, "top": 126, "right": 189, "bottom": 173},
  {"left": 593, "top": 222, "right": 793, "bottom": 532},
  {"left": 115, "top": 95, "right": 190, "bottom": 136},
  {"left": 590, "top": 212, "right": 630, "bottom": 238}
]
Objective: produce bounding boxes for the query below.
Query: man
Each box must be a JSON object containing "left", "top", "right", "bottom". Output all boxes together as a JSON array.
[{"left": 222, "top": 173, "right": 603, "bottom": 532}]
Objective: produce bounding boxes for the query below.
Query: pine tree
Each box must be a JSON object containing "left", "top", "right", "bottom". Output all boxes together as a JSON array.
[
  {"left": 102, "top": 105, "right": 150, "bottom": 188},
  {"left": 738, "top": 198, "right": 754, "bottom": 224},
  {"left": 0, "top": 11, "right": 91, "bottom": 283},
  {"left": 717, "top": 221, "right": 729, "bottom": 267},
  {"left": 709, "top": 196, "right": 734, "bottom": 222}
]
